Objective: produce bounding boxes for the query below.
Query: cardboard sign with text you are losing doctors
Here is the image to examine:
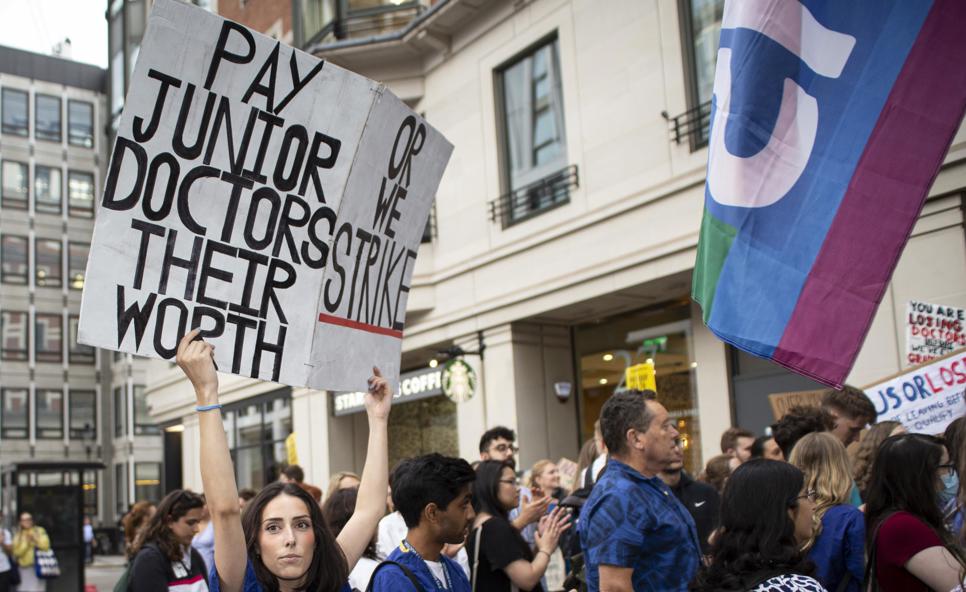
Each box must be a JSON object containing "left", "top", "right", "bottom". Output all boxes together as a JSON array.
[{"left": 78, "top": 0, "right": 453, "bottom": 392}]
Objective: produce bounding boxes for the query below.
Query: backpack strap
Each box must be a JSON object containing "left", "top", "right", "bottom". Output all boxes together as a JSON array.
[{"left": 365, "top": 560, "right": 424, "bottom": 592}]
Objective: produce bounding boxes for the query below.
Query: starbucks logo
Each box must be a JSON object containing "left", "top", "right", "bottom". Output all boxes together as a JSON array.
[{"left": 442, "top": 359, "right": 476, "bottom": 403}]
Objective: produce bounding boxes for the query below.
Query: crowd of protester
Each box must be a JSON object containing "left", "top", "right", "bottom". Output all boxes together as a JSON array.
[{"left": 102, "top": 331, "right": 966, "bottom": 591}]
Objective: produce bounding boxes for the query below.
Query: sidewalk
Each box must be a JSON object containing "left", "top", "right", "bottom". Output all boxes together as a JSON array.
[{"left": 90, "top": 554, "right": 126, "bottom": 568}]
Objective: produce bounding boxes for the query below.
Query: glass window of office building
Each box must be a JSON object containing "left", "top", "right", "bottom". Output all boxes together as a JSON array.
[{"left": 224, "top": 391, "right": 292, "bottom": 490}]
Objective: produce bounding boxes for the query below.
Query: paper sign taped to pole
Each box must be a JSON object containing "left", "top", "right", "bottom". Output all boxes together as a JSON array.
[{"left": 78, "top": 0, "right": 452, "bottom": 392}]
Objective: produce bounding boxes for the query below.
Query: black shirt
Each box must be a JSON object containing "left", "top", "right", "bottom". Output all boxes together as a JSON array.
[
  {"left": 129, "top": 543, "right": 209, "bottom": 592},
  {"left": 669, "top": 471, "right": 720, "bottom": 555},
  {"left": 467, "top": 516, "right": 544, "bottom": 592}
]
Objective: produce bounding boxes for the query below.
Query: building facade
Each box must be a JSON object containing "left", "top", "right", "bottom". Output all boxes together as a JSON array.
[{"left": 147, "top": 0, "right": 966, "bottom": 493}]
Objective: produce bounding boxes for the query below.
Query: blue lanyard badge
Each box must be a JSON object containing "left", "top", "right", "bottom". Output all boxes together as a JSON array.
[{"left": 401, "top": 540, "right": 453, "bottom": 591}]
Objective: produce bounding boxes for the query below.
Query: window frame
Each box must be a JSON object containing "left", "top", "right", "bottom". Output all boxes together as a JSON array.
[
  {"left": 68, "top": 314, "right": 95, "bottom": 364},
  {"left": 677, "top": 0, "right": 723, "bottom": 150},
  {"left": 69, "top": 389, "right": 97, "bottom": 439},
  {"left": 1, "top": 88, "right": 29, "bottom": 137},
  {"left": 1, "top": 234, "right": 29, "bottom": 285},
  {"left": 34, "top": 94, "right": 62, "bottom": 143},
  {"left": 34, "top": 312, "right": 64, "bottom": 363},
  {"left": 133, "top": 462, "right": 162, "bottom": 503},
  {"left": 34, "top": 237, "right": 64, "bottom": 288},
  {"left": 1, "top": 387, "right": 29, "bottom": 439},
  {"left": 2, "top": 160, "right": 29, "bottom": 210},
  {"left": 1, "top": 310, "right": 29, "bottom": 361},
  {"left": 68, "top": 241, "right": 89, "bottom": 291},
  {"left": 133, "top": 384, "right": 159, "bottom": 435},
  {"left": 67, "top": 99, "right": 95, "bottom": 148},
  {"left": 67, "top": 170, "right": 96, "bottom": 218},
  {"left": 34, "top": 388, "right": 64, "bottom": 439},
  {"left": 34, "top": 164, "right": 63, "bottom": 215},
  {"left": 114, "top": 385, "right": 127, "bottom": 439}
]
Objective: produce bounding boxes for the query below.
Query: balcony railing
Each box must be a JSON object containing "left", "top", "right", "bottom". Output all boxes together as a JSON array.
[
  {"left": 488, "top": 165, "right": 579, "bottom": 229},
  {"left": 300, "top": 1, "right": 427, "bottom": 49},
  {"left": 662, "top": 100, "right": 712, "bottom": 150}
]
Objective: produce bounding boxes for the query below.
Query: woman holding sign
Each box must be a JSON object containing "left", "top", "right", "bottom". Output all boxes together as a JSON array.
[{"left": 176, "top": 329, "right": 391, "bottom": 592}]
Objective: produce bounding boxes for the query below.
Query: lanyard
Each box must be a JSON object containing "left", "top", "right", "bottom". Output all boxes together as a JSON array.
[{"left": 401, "top": 540, "right": 452, "bottom": 591}]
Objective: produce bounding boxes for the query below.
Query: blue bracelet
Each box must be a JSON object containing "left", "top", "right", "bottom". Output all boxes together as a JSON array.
[{"left": 195, "top": 403, "right": 222, "bottom": 412}]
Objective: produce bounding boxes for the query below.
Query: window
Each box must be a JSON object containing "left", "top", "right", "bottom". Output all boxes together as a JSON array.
[
  {"left": 114, "top": 386, "right": 127, "bottom": 438},
  {"left": 35, "top": 313, "right": 63, "bottom": 363},
  {"left": 115, "top": 463, "right": 127, "bottom": 519},
  {"left": 68, "top": 171, "right": 95, "bottom": 217},
  {"left": 1, "top": 311, "right": 28, "bottom": 361},
  {"left": 35, "top": 165, "right": 62, "bottom": 214},
  {"left": 83, "top": 470, "right": 98, "bottom": 519},
  {"left": 1, "top": 388, "right": 28, "bottom": 439},
  {"left": 70, "top": 390, "right": 97, "bottom": 439},
  {"left": 2, "top": 88, "right": 28, "bottom": 136},
  {"left": 68, "top": 100, "right": 94, "bottom": 147},
  {"left": 69, "top": 315, "right": 95, "bottom": 364},
  {"left": 2, "top": 160, "right": 29, "bottom": 209},
  {"left": 68, "top": 242, "right": 89, "bottom": 290},
  {"left": 225, "top": 391, "right": 292, "bottom": 489},
  {"left": 498, "top": 37, "right": 569, "bottom": 223},
  {"left": 35, "top": 389, "right": 64, "bottom": 439},
  {"left": 680, "top": 0, "right": 724, "bottom": 147},
  {"left": 34, "top": 94, "right": 61, "bottom": 142},
  {"left": 133, "top": 385, "right": 158, "bottom": 435},
  {"left": 1, "top": 235, "right": 28, "bottom": 284},
  {"left": 134, "top": 462, "right": 162, "bottom": 503},
  {"left": 35, "top": 238, "right": 63, "bottom": 288}
]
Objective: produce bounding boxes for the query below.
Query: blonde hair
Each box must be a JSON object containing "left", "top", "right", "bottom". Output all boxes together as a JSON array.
[
  {"left": 789, "top": 432, "right": 853, "bottom": 550},
  {"left": 528, "top": 459, "right": 555, "bottom": 489},
  {"left": 326, "top": 471, "right": 361, "bottom": 501}
]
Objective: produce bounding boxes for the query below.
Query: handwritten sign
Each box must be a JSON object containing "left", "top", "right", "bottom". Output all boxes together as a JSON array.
[
  {"left": 78, "top": 0, "right": 452, "bottom": 392},
  {"left": 768, "top": 389, "right": 825, "bottom": 421},
  {"left": 906, "top": 301, "right": 966, "bottom": 365},
  {"left": 864, "top": 348, "right": 966, "bottom": 434}
]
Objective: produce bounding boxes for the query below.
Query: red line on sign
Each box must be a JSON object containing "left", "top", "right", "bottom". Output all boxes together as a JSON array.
[{"left": 318, "top": 313, "right": 403, "bottom": 339}]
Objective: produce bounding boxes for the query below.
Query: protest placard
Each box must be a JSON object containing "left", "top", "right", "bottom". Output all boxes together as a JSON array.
[
  {"left": 906, "top": 301, "right": 966, "bottom": 365},
  {"left": 863, "top": 348, "right": 966, "bottom": 434},
  {"left": 768, "top": 389, "right": 825, "bottom": 421},
  {"left": 78, "top": 0, "right": 452, "bottom": 392}
]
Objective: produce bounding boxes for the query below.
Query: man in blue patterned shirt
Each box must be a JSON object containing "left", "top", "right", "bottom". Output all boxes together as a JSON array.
[{"left": 578, "top": 390, "right": 701, "bottom": 591}]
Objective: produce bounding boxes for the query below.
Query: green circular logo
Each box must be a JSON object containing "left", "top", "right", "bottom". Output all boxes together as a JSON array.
[{"left": 442, "top": 359, "right": 476, "bottom": 403}]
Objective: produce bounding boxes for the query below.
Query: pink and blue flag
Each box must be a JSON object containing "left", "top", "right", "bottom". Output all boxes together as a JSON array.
[{"left": 693, "top": 0, "right": 966, "bottom": 387}]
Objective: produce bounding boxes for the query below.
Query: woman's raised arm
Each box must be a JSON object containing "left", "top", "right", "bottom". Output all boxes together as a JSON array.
[
  {"left": 176, "top": 330, "right": 246, "bottom": 592},
  {"left": 336, "top": 367, "right": 392, "bottom": 569}
]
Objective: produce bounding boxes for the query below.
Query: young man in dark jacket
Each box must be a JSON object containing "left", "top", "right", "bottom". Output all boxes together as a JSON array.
[{"left": 658, "top": 439, "right": 720, "bottom": 555}]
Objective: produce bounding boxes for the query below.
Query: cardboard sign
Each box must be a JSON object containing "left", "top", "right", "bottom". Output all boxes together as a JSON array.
[
  {"left": 78, "top": 0, "right": 452, "bottom": 392},
  {"left": 556, "top": 457, "right": 578, "bottom": 493},
  {"left": 906, "top": 301, "right": 966, "bottom": 365},
  {"left": 768, "top": 389, "right": 825, "bottom": 421},
  {"left": 864, "top": 348, "right": 966, "bottom": 435}
]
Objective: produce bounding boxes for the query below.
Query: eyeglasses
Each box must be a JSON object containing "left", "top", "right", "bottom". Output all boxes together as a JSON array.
[
  {"left": 491, "top": 444, "right": 518, "bottom": 454},
  {"left": 498, "top": 478, "right": 519, "bottom": 487},
  {"left": 791, "top": 489, "right": 818, "bottom": 504},
  {"left": 938, "top": 463, "right": 957, "bottom": 476}
]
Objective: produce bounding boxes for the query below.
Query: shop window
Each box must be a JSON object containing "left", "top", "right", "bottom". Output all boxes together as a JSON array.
[
  {"left": 69, "top": 315, "right": 95, "bottom": 364},
  {"left": 387, "top": 396, "right": 458, "bottom": 470},
  {"left": 70, "top": 389, "right": 97, "bottom": 439},
  {"left": 2, "top": 88, "right": 28, "bottom": 136},
  {"left": 1, "top": 235, "right": 28, "bottom": 284},
  {"left": 35, "top": 238, "right": 63, "bottom": 288},
  {"left": 575, "top": 302, "right": 702, "bottom": 473},
  {"left": 225, "top": 391, "right": 292, "bottom": 489},
  {"left": 1, "top": 311, "right": 29, "bottom": 361},
  {"left": 35, "top": 94, "right": 61, "bottom": 142},
  {"left": 35, "top": 389, "right": 64, "bottom": 439},
  {"left": 68, "top": 171, "right": 95, "bottom": 217},
  {"left": 134, "top": 462, "right": 161, "bottom": 503},
  {"left": 678, "top": 0, "right": 724, "bottom": 148},
  {"left": 2, "top": 160, "right": 29, "bottom": 209},
  {"left": 83, "top": 470, "right": 99, "bottom": 519},
  {"left": 35, "top": 313, "right": 63, "bottom": 363},
  {"left": 114, "top": 386, "right": 127, "bottom": 438},
  {"left": 134, "top": 385, "right": 159, "bottom": 435},
  {"left": 68, "top": 242, "right": 89, "bottom": 290},
  {"left": 35, "top": 165, "right": 63, "bottom": 215},
  {"left": 496, "top": 36, "right": 568, "bottom": 225},
  {"left": 1, "top": 388, "right": 28, "bottom": 439},
  {"left": 115, "top": 463, "right": 127, "bottom": 519},
  {"left": 68, "top": 100, "right": 95, "bottom": 148}
]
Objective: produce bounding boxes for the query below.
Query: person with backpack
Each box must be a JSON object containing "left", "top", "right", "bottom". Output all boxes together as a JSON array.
[
  {"left": 691, "top": 459, "right": 825, "bottom": 592},
  {"left": 368, "top": 454, "right": 475, "bottom": 591},
  {"left": 127, "top": 489, "right": 208, "bottom": 592}
]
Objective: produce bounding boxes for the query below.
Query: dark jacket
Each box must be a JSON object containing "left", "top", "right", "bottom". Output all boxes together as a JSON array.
[
  {"left": 669, "top": 471, "right": 720, "bottom": 554},
  {"left": 129, "top": 543, "right": 209, "bottom": 592}
]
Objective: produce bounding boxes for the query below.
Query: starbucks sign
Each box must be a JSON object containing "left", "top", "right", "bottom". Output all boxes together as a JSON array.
[{"left": 442, "top": 359, "right": 476, "bottom": 403}]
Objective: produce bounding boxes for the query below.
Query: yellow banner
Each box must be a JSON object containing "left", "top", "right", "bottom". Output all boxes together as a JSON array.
[{"left": 285, "top": 433, "right": 299, "bottom": 466}]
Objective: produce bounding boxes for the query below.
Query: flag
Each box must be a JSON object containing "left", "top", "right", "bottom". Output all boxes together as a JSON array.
[{"left": 693, "top": 0, "right": 966, "bottom": 388}]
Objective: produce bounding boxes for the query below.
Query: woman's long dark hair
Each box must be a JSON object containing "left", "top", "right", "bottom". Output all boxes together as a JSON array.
[
  {"left": 321, "top": 487, "right": 376, "bottom": 561},
  {"left": 242, "top": 482, "right": 348, "bottom": 592},
  {"left": 864, "top": 433, "right": 966, "bottom": 571},
  {"left": 131, "top": 489, "right": 204, "bottom": 562},
  {"left": 691, "top": 459, "right": 813, "bottom": 591},
  {"left": 472, "top": 460, "right": 514, "bottom": 519}
]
